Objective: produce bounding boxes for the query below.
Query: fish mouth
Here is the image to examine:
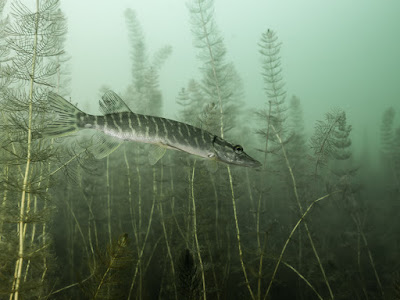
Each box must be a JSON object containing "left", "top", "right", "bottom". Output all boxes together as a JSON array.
[
  {"left": 230, "top": 157, "right": 262, "bottom": 168},
  {"left": 240, "top": 153, "right": 262, "bottom": 168},
  {"left": 243, "top": 159, "right": 262, "bottom": 168}
]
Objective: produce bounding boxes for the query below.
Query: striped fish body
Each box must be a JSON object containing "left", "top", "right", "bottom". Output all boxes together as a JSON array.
[
  {"left": 77, "top": 111, "right": 215, "bottom": 159},
  {"left": 44, "top": 91, "right": 262, "bottom": 168}
]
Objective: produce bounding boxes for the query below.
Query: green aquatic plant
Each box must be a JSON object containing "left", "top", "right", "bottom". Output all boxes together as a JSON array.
[
  {"left": 177, "top": 248, "right": 201, "bottom": 300},
  {"left": 188, "top": 1, "right": 253, "bottom": 300},
  {"left": 188, "top": 0, "right": 242, "bottom": 138},
  {"left": 0, "top": 1, "right": 392, "bottom": 299},
  {"left": 124, "top": 8, "right": 172, "bottom": 116},
  {"left": 81, "top": 233, "right": 131, "bottom": 300},
  {"left": 380, "top": 107, "right": 399, "bottom": 188},
  {"left": 0, "top": 1, "right": 67, "bottom": 299},
  {"left": 176, "top": 80, "right": 206, "bottom": 126},
  {"left": 310, "top": 108, "right": 351, "bottom": 177},
  {"left": 0, "top": 0, "right": 10, "bottom": 238},
  {"left": 380, "top": 107, "right": 396, "bottom": 155},
  {"left": 287, "top": 95, "right": 308, "bottom": 179},
  {"left": 308, "top": 109, "right": 353, "bottom": 299},
  {"left": 257, "top": 29, "right": 289, "bottom": 167},
  {"left": 392, "top": 127, "right": 400, "bottom": 188},
  {"left": 157, "top": 163, "right": 178, "bottom": 300}
]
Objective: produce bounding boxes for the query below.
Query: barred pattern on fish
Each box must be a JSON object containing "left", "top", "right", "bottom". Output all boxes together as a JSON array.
[{"left": 43, "top": 91, "right": 261, "bottom": 168}]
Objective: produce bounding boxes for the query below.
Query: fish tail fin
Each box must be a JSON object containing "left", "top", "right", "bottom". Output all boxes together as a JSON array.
[{"left": 42, "top": 92, "right": 82, "bottom": 138}]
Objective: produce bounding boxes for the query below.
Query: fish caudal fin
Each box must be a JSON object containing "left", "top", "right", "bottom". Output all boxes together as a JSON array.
[{"left": 42, "top": 92, "right": 82, "bottom": 138}]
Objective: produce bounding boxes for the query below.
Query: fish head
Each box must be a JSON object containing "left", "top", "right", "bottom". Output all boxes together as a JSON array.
[{"left": 211, "top": 136, "right": 262, "bottom": 168}]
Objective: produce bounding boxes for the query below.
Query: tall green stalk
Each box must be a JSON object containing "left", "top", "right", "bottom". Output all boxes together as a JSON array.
[
  {"left": 268, "top": 125, "right": 334, "bottom": 300},
  {"left": 106, "top": 156, "right": 112, "bottom": 245},
  {"left": 188, "top": 0, "right": 252, "bottom": 298},
  {"left": 11, "top": 2, "right": 39, "bottom": 298},
  {"left": 158, "top": 163, "right": 178, "bottom": 300},
  {"left": 190, "top": 160, "right": 206, "bottom": 300}
]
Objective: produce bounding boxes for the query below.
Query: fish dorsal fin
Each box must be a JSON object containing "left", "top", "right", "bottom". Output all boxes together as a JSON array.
[
  {"left": 89, "top": 132, "right": 123, "bottom": 159},
  {"left": 99, "top": 90, "right": 132, "bottom": 114},
  {"left": 148, "top": 144, "right": 167, "bottom": 165}
]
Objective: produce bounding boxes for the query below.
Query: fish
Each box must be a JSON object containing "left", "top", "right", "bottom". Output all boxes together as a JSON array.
[{"left": 43, "top": 91, "right": 262, "bottom": 168}]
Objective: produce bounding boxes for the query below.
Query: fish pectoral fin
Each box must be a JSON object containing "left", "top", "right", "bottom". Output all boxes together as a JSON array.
[
  {"left": 89, "top": 132, "right": 123, "bottom": 159},
  {"left": 148, "top": 144, "right": 167, "bottom": 165}
]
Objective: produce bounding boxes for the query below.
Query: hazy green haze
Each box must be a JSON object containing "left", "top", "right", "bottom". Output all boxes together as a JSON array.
[
  {"left": 0, "top": 0, "right": 399, "bottom": 299},
  {"left": 60, "top": 1, "right": 400, "bottom": 148}
]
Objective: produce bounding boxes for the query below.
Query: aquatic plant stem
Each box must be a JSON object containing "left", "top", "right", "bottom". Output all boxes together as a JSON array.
[
  {"left": 257, "top": 232, "right": 267, "bottom": 300},
  {"left": 93, "top": 234, "right": 128, "bottom": 299},
  {"left": 280, "top": 261, "right": 323, "bottom": 300},
  {"left": 268, "top": 125, "right": 334, "bottom": 300},
  {"left": 106, "top": 156, "right": 112, "bottom": 245},
  {"left": 196, "top": 0, "right": 224, "bottom": 138},
  {"left": 24, "top": 166, "right": 42, "bottom": 282},
  {"left": 206, "top": 234, "right": 220, "bottom": 300},
  {"left": 264, "top": 192, "right": 334, "bottom": 300},
  {"left": 135, "top": 151, "right": 143, "bottom": 298},
  {"left": 263, "top": 101, "right": 272, "bottom": 167},
  {"left": 123, "top": 146, "right": 140, "bottom": 256},
  {"left": 191, "top": 160, "right": 207, "bottom": 300},
  {"left": 0, "top": 165, "right": 8, "bottom": 233},
  {"left": 11, "top": 1, "right": 39, "bottom": 298},
  {"left": 135, "top": 148, "right": 143, "bottom": 241},
  {"left": 41, "top": 140, "right": 54, "bottom": 282},
  {"left": 352, "top": 213, "right": 384, "bottom": 298},
  {"left": 210, "top": 174, "right": 220, "bottom": 248},
  {"left": 0, "top": 111, "right": 23, "bottom": 178},
  {"left": 227, "top": 165, "right": 255, "bottom": 300},
  {"left": 192, "top": 1, "right": 252, "bottom": 297},
  {"left": 158, "top": 164, "right": 178, "bottom": 300},
  {"left": 80, "top": 171, "right": 97, "bottom": 274},
  {"left": 168, "top": 159, "right": 187, "bottom": 245},
  {"left": 123, "top": 147, "right": 135, "bottom": 235},
  {"left": 127, "top": 166, "right": 156, "bottom": 300}
]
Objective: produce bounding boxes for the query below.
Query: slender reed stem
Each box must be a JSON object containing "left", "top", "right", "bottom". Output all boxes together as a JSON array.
[
  {"left": 210, "top": 175, "right": 220, "bottom": 248},
  {"left": 257, "top": 232, "right": 267, "bottom": 300},
  {"left": 106, "top": 156, "right": 112, "bottom": 245},
  {"left": 158, "top": 164, "right": 178, "bottom": 300},
  {"left": 123, "top": 146, "right": 141, "bottom": 263},
  {"left": 191, "top": 160, "right": 207, "bottom": 300},
  {"left": 0, "top": 165, "right": 9, "bottom": 233},
  {"left": 281, "top": 261, "right": 323, "bottom": 300},
  {"left": 352, "top": 214, "right": 384, "bottom": 299},
  {"left": 135, "top": 150, "right": 143, "bottom": 298},
  {"left": 206, "top": 234, "right": 220, "bottom": 300},
  {"left": 270, "top": 125, "right": 334, "bottom": 300},
  {"left": 127, "top": 166, "right": 156, "bottom": 300},
  {"left": 264, "top": 193, "right": 334, "bottom": 300},
  {"left": 11, "top": 2, "right": 39, "bottom": 298},
  {"left": 93, "top": 234, "right": 128, "bottom": 299},
  {"left": 227, "top": 165, "right": 255, "bottom": 300}
]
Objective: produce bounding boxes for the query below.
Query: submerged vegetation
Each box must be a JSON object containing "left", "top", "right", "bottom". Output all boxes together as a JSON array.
[{"left": 0, "top": 0, "right": 399, "bottom": 299}]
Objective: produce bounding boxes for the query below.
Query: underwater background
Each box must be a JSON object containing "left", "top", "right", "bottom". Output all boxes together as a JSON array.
[{"left": 0, "top": 0, "right": 399, "bottom": 299}]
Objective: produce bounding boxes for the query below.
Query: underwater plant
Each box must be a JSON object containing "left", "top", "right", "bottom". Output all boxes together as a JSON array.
[
  {"left": 257, "top": 29, "right": 289, "bottom": 168},
  {"left": 0, "top": 1, "right": 67, "bottom": 299},
  {"left": 310, "top": 109, "right": 351, "bottom": 177},
  {"left": 380, "top": 107, "right": 400, "bottom": 189},
  {"left": 1, "top": 1, "right": 397, "bottom": 299}
]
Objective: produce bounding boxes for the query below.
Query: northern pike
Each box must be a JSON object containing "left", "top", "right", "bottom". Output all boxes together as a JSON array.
[{"left": 44, "top": 91, "right": 261, "bottom": 168}]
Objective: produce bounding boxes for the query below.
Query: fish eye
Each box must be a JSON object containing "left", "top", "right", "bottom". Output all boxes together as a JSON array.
[{"left": 234, "top": 145, "right": 243, "bottom": 154}]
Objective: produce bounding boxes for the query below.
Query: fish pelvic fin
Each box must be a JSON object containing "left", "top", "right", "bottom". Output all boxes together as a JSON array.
[
  {"left": 88, "top": 132, "right": 123, "bottom": 159},
  {"left": 42, "top": 92, "right": 82, "bottom": 138}
]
